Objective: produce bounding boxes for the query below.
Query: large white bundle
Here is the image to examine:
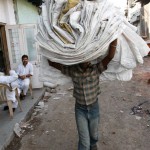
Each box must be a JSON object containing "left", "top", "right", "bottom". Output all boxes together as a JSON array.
[
  {"left": 0, "top": 70, "right": 19, "bottom": 104},
  {"left": 0, "top": 70, "right": 18, "bottom": 85},
  {"left": 37, "top": 0, "right": 150, "bottom": 81}
]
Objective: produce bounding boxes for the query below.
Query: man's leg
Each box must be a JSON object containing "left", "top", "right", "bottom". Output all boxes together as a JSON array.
[
  {"left": 12, "top": 100, "right": 18, "bottom": 109},
  {"left": 89, "top": 101, "right": 100, "bottom": 150},
  {"left": 18, "top": 79, "right": 24, "bottom": 99},
  {"left": 75, "top": 104, "right": 90, "bottom": 150},
  {"left": 22, "top": 78, "right": 30, "bottom": 96},
  {"left": 4, "top": 90, "right": 17, "bottom": 112}
]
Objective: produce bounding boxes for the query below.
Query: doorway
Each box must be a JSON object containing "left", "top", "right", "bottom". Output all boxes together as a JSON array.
[
  {"left": 0, "top": 25, "right": 10, "bottom": 74},
  {"left": 5, "top": 24, "right": 43, "bottom": 88}
]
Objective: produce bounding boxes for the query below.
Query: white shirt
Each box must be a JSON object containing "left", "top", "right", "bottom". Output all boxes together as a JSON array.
[{"left": 17, "top": 62, "right": 33, "bottom": 76}]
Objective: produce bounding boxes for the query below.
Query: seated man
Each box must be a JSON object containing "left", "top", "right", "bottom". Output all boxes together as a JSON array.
[
  {"left": 0, "top": 70, "right": 20, "bottom": 111},
  {"left": 17, "top": 55, "right": 33, "bottom": 99}
]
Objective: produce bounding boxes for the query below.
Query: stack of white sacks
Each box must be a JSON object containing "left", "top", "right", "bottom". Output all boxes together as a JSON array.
[{"left": 37, "top": 0, "right": 150, "bottom": 84}]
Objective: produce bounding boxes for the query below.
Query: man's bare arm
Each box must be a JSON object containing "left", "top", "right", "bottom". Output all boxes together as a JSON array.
[
  {"left": 48, "top": 60, "right": 72, "bottom": 76},
  {"left": 101, "top": 39, "right": 117, "bottom": 70},
  {"left": 26, "top": 74, "right": 32, "bottom": 78},
  {"left": 48, "top": 60, "right": 62, "bottom": 71}
]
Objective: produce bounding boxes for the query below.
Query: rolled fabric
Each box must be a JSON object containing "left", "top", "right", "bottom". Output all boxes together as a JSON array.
[{"left": 37, "top": 0, "right": 150, "bottom": 81}]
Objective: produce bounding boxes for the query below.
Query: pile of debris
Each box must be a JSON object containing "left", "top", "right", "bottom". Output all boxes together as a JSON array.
[
  {"left": 13, "top": 87, "right": 57, "bottom": 137},
  {"left": 130, "top": 101, "right": 150, "bottom": 116},
  {"left": 130, "top": 101, "right": 150, "bottom": 127}
]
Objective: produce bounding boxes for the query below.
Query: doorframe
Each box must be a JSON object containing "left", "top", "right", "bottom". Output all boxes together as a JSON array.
[
  {"left": 5, "top": 24, "right": 39, "bottom": 69},
  {"left": 0, "top": 24, "right": 10, "bottom": 74},
  {"left": 5, "top": 25, "right": 24, "bottom": 69}
]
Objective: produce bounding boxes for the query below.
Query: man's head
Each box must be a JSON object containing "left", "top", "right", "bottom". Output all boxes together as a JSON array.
[{"left": 22, "top": 55, "right": 28, "bottom": 66}]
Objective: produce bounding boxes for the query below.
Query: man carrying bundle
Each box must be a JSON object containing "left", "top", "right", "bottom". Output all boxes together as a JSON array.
[
  {"left": 38, "top": 0, "right": 150, "bottom": 149},
  {"left": 51, "top": 39, "right": 117, "bottom": 150}
]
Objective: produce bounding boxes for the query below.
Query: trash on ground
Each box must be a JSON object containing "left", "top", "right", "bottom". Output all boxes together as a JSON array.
[
  {"left": 43, "top": 92, "right": 51, "bottom": 102},
  {"left": 135, "top": 116, "right": 142, "bottom": 120},
  {"left": 32, "top": 112, "right": 38, "bottom": 116},
  {"left": 53, "top": 97, "right": 60, "bottom": 100},
  {"left": 20, "top": 122, "right": 30, "bottom": 129},
  {"left": 120, "top": 110, "right": 124, "bottom": 113},
  {"left": 27, "top": 125, "right": 33, "bottom": 129},
  {"left": 14, "top": 123, "right": 22, "bottom": 137},
  {"left": 44, "top": 92, "right": 51, "bottom": 97},
  {"left": 57, "top": 92, "right": 67, "bottom": 96},
  {"left": 130, "top": 101, "right": 149, "bottom": 115},
  {"left": 45, "top": 131, "right": 49, "bottom": 135},
  {"left": 50, "top": 89, "right": 57, "bottom": 93},
  {"left": 36, "top": 102, "right": 45, "bottom": 109},
  {"left": 34, "top": 108, "right": 42, "bottom": 112},
  {"left": 130, "top": 106, "right": 142, "bottom": 115}
]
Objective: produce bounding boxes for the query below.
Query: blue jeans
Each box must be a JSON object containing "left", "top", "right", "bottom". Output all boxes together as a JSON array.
[{"left": 75, "top": 100, "right": 100, "bottom": 150}]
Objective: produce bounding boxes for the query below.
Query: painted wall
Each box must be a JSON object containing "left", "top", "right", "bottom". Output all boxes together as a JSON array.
[
  {"left": 16, "top": 0, "right": 39, "bottom": 24},
  {"left": 128, "top": 2, "right": 150, "bottom": 39},
  {"left": 0, "top": 0, "right": 16, "bottom": 24},
  {"left": 143, "top": 3, "right": 150, "bottom": 39}
]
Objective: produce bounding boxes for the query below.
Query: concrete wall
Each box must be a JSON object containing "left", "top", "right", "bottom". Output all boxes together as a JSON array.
[
  {"left": 16, "top": 0, "right": 39, "bottom": 24},
  {"left": 143, "top": 3, "right": 150, "bottom": 39},
  {"left": 0, "top": 0, "right": 16, "bottom": 24}
]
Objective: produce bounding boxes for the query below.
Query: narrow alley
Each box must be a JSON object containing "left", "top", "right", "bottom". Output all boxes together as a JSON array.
[{"left": 6, "top": 57, "right": 150, "bottom": 150}]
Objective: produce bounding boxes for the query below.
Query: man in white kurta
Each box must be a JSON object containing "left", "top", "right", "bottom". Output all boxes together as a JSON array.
[{"left": 17, "top": 55, "right": 33, "bottom": 99}]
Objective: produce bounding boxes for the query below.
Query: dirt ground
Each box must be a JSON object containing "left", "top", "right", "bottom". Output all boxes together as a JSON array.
[{"left": 6, "top": 57, "right": 150, "bottom": 150}]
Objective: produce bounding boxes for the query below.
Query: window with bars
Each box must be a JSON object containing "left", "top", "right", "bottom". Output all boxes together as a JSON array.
[{"left": 8, "top": 29, "right": 21, "bottom": 64}]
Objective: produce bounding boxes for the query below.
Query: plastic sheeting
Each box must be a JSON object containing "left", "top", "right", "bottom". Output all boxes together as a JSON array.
[{"left": 37, "top": 0, "right": 150, "bottom": 81}]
